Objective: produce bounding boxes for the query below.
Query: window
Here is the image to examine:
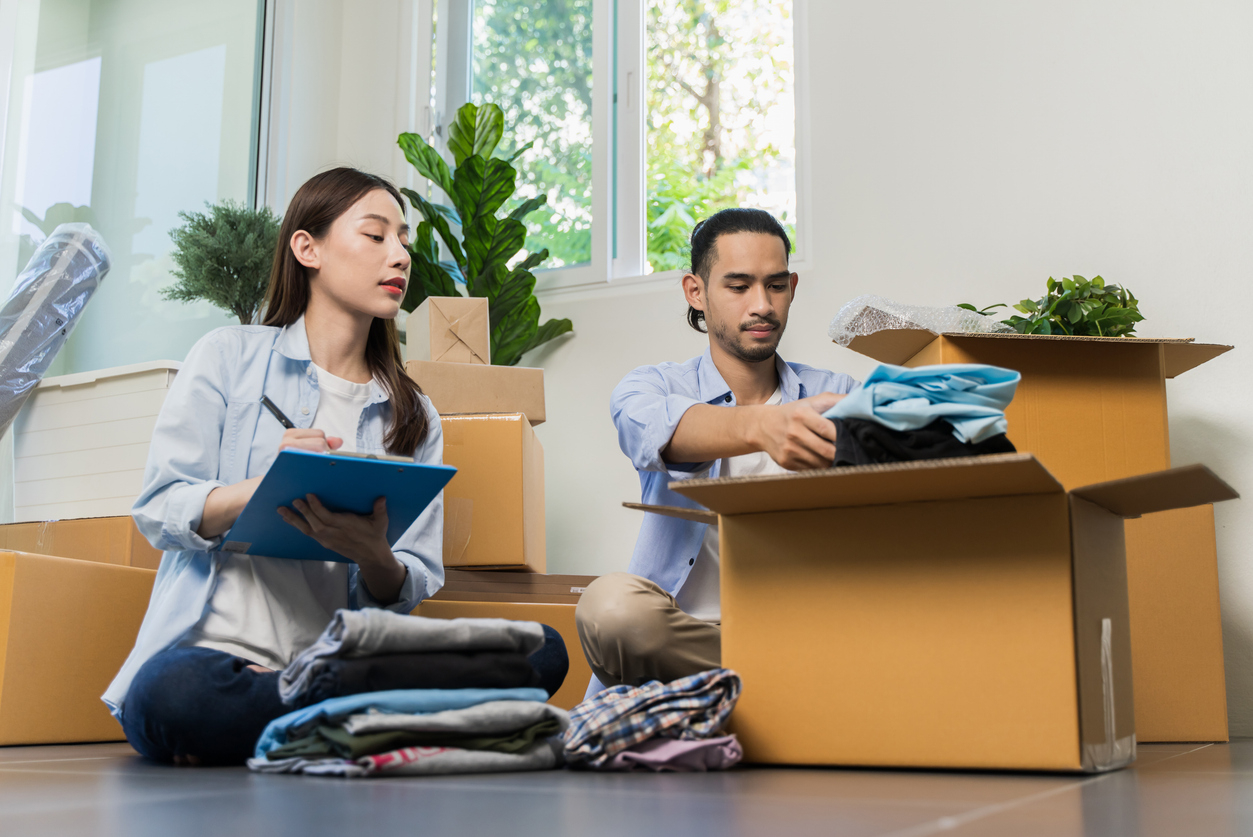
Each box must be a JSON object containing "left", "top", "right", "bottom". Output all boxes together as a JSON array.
[
  {"left": 428, "top": 0, "right": 803, "bottom": 291},
  {"left": 0, "top": 0, "right": 265, "bottom": 375}
]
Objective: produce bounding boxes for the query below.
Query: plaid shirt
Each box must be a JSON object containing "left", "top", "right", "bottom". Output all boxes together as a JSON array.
[{"left": 562, "top": 669, "right": 741, "bottom": 768}]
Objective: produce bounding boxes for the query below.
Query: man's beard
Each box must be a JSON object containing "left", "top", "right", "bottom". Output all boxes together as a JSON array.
[{"left": 711, "top": 314, "right": 784, "bottom": 363}]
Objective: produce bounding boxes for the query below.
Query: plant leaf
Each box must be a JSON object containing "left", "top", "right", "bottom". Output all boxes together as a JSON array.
[
  {"left": 508, "top": 194, "right": 549, "bottom": 221},
  {"left": 453, "top": 155, "right": 517, "bottom": 226},
  {"left": 397, "top": 133, "right": 456, "bottom": 197},
  {"left": 507, "top": 140, "right": 535, "bottom": 163},
  {"left": 464, "top": 216, "right": 526, "bottom": 293},
  {"left": 518, "top": 316, "right": 574, "bottom": 357},
  {"left": 402, "top": 189, "right": 467, "bottom": 272},
  {"left": 491, "top": 295, "right": 540, "bottom": 367},
  {"left": 447, "top": 102, "right": 505, "bottom": 166}
]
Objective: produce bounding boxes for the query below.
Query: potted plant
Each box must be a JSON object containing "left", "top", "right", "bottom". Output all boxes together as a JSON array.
[
  {"left": 162, "top": 201, "right": 281, "bottom": 325},
  {"left": 960, "top": 275, "right": 1144, "bottom": 337},
  {"left": 397, "top": 102, "right": 573, "bottom": 367}
]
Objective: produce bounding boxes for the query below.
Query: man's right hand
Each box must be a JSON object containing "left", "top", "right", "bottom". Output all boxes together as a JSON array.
[{"left": 751, "top": 392, "right": 844, "bottom": 470}]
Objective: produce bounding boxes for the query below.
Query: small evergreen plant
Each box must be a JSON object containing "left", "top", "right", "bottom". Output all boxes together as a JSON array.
[{"left": 163, "top": 201, "right": 281, "bottom": 325}]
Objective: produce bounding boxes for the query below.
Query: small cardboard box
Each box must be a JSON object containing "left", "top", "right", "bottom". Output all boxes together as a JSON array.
[
  {"left": 638, "top": 453, "right": 1236, "bottom": 772},
  {"left": 407, "top": 360, "right": 545, "bottom": 425},
  {"left": 14, "top": 360, "right": 179, "bottom": 522},
  {"left": 840, "top": 328, "right": 1235, "bottom": 743},
  {"left": 0, "top": 516, "right": 162, "bottom": 570},
  {"left": 0, "top": 551, "right": 156, "bottom": 744},
  {"left": 440, "top": 414, "right": 545, "bottom": 572},
  {"left": 407, "top": 296, "right": 491, "bottom": 364},
  {"left": 414, "top": 590, "right": 595, "bottom": 712}
]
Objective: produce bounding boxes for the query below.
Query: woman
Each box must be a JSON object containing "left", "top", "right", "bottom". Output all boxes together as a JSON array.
[{"left": 105, "top": 168, "right": 566, "bottom": 765}]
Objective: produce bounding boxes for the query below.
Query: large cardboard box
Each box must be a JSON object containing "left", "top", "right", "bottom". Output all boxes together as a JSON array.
[
  {"left": 406, "top": 296, "right": 491, "bottom": 364},
  {"left": 640, "top": 454, "right": 1236, "bottom": 771},
  {"left": 840, "top": 329, "right": 1234, "bottom": 742},
  {"left": 0, "top": 551, "right": 155, "bottom": 744},
  {"left": 0, "top": 516, "right": 161, "bottom": 570},
  {"left": 407, "top": 360, "right": 545, "bottom": 425},
  {"left": 415, "top": 572, "right": 598, "bottom": 711},
  {"left": 440, "top": 414, "right": 545, "bottom": 572},
  {"left": 14, "top": 360, "right": 179, "bottom": 522}
]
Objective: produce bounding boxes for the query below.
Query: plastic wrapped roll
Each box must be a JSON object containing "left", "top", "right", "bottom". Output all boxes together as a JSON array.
[{"left": 0, "top": 223, "right": 112, "bottom": 435}]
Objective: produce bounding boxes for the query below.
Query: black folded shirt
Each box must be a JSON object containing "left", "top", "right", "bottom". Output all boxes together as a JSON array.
[
  {"left": 296, "top": 650, "right": 541, "bottom": 708},
  {"left": 832, "top": 417, "right": 1016, "bottom": 467}
]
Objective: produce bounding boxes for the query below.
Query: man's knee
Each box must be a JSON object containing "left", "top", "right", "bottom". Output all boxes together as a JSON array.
[{"left": 576, "top": 573, "right": 672, "bottom": 658}]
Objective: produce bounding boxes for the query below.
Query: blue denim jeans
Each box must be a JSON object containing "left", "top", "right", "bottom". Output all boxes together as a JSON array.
[{"left": 122, "top": 625, "right": 570, "bottom": 765}]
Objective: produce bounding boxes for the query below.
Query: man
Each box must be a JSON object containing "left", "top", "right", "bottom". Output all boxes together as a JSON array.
[{"left": 576, "top": 208, "right": 858, "bottom": 692}]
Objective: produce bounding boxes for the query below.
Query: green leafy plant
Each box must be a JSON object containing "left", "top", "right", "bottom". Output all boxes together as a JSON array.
[
  {"left": 958, "top": 275, "right": 1144, "bottom": 337},
  {"left": 163, "top": 201, "right": 281, "bottom": 325},
  {"left": 397, "top": 102, "right": 573, "bottom": 367}
]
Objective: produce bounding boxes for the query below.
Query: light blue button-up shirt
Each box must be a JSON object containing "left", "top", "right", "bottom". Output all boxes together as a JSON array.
[
  {"left": 103, "top": 316, "right": 444, "bottom": 719},
  {"left": 610, "top": 347, "right": 858, "bottom": 596}
]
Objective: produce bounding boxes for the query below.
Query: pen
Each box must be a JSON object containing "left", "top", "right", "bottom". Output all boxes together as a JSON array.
[{"left": 260, "top": 395, "right": 296, "bottom": 429}]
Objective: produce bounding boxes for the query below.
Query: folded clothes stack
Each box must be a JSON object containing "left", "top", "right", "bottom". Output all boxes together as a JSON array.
[
  {"left": 279, "top": 609, "right": 547, "bottom": 707},
  {"left": 246, "top": 610, "right": 568, "bottom": 777},
  {"left": 562, "top": 668, "right": 743, "bottom": 772},
  {"left": 824, "top": 363, "right": 1021, "bottom": 466}
]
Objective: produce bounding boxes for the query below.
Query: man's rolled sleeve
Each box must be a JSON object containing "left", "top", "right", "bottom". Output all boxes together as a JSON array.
[{"left": 610, "top": 367, "right": 709, "bottom": 474}]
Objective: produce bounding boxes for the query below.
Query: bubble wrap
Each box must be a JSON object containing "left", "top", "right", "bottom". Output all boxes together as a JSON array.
[
  {"left": 828, "top": 295, "right": 1013, "bottom": 347},
  {"left": 0, "top": 223, "right": 112, "bottom": 434}
]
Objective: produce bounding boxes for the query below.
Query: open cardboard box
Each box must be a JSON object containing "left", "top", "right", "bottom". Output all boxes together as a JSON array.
[
  {"left": 415, "top": 572, "right": 598, "bottom": 712},
  {"left": 0, "top": 551, "right": 156, "bottom": 744},
  {"left": 0, "top": 516, "right": 162, "bottom": 570},
  {"left": 839, "top": 328, "right": 1236, "bottom": 743},
  {"left": 632, "top": 453, "right": 1237, "bottom": 772}
]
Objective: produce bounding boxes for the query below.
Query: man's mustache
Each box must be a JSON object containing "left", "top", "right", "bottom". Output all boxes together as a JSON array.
[{"left": 740, "top": 317, "right": 781, "bottom": 332}]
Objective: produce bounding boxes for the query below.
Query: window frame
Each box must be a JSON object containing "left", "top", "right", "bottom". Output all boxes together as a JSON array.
[{"left": 429, "top": 0, "right": 811, "bottom": 297}]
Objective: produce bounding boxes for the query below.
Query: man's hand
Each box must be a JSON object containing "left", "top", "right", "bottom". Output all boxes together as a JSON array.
[{"left": 751, "top": 392, "right": 845, "bottom": 470}]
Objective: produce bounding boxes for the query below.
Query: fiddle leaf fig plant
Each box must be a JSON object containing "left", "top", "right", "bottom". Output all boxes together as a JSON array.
[
  {"left": 958, "top": 275, "right": 1143, "bottom": 337},
  {"left": 397, "top": 102, "right": 573, "bottom": 366}
]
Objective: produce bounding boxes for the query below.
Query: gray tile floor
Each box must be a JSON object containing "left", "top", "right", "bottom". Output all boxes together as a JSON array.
[{"left": 0, "top": 740, "right": 1249, "bottom": 837}]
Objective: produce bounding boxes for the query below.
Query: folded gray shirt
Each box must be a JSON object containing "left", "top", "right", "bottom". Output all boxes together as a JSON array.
[{"left": 280, "top": 609, "right": 547, "bottom": 703}]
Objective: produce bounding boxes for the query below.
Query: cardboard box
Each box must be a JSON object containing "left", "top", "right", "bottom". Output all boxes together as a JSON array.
[
  {"left": 840, "top": 329, "right": 1235, "bottom": 742},
  {"left": 406, "top": 296, "right": 491, "bottom": 365},
  {"left": 429, "top": 569, "right": 595, "bottom": 605},
  {"left": 638, "top": 454, "right": 1236, "bottom": 771},
  {"left": 0, "top": 516, "right": 162, "bottom": 570},
  {"left": 407, "top": 360, "right": 545, "bottom": 425},
  {"left": 0, "top": 551, "right": 156, "bottom": 744},
  {"left": 440, "top": 414, "right": 545, "bottom": 572},
  {"left": 14, "top": 360, "right": 179, "bottom": 522},
  {"left": 414, "top": 593, "right": 595, "bottom": 712}
]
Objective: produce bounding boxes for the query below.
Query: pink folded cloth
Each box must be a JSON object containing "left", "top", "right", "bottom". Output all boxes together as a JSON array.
[{"left": 604, "top": 734, "right": 742, "bottom": 772}]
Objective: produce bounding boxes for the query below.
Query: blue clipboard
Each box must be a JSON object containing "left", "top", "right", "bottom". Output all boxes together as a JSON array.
[{"left": 220, "top": 449, "right": 457, "bottom": 563}]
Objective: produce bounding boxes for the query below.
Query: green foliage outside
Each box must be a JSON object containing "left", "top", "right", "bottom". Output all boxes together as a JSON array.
[
  {"left": 958, "top": 275, "right": 1144, "bottom": 337},
  {"left": 397, "top": 102, "right": 573, "bottom": 367},
  {"left": 470, "top": 0, "right": 796, "bottom": 274},
  {"left": 163, "top": 201, "right": 281, "bottom": 325}
]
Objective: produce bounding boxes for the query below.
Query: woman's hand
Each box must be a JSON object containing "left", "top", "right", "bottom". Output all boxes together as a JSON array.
[
  {"left": 279, "top": 428, "right": 343, "bottom": 454},
  {"left": 279, "top": 495, "right": 407, "bottom": 603}
]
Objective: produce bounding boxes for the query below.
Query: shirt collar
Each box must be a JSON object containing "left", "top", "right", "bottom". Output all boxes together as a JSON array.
[
  {"left": 697, "top": 346, "right": 801, "bottom": 404},
  {"left": 275, "top": 314, "right": 390, "bottom": 405}
]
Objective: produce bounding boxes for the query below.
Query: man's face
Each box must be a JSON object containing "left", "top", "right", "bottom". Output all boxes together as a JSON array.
[{"left": 691, "top": 232, "right": 797, "bottom": 363}]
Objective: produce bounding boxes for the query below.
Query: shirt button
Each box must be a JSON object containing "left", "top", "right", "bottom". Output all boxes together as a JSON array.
[
  {"left": 301, "top": 407, "right": 309, "bottom": 415},
  {"left": 724, "top": 394, "right": 731, "bottom": 403},
  {"left": 689, "top": 557, "right": 695, "bottom": 565}
]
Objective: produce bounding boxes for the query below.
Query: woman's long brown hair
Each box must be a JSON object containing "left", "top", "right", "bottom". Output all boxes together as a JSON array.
[{"left": 262, "top": 167, "right": 429, "bottom": 455}]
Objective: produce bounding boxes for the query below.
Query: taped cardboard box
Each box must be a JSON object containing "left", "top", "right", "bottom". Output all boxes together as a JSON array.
[
  {"left": 0, "top": 551, "right": 155, "bottom": 745},
  {"left": 406, "top": 296, "right": 491, "bottom": 365},
  {"left": 407, "top": 360, "right": 545, "bottom": 425},
  {"left": 0, "top": 516, "right": 162, "bottom": 570},
  {"left": 635, "top": 453, "right": 1236, "bottom": 772},
  {"left": 429, "top": 569, "right": 595, "bottom": 605},
  {"left": 440, "top": 414, "right": 545, "bottom": 572},
  {"left": 840, "top": 328, "right": 1234, "bottom": 743},
  {"left": 414, "top": 593, "right": 595, "bottom": 712}
]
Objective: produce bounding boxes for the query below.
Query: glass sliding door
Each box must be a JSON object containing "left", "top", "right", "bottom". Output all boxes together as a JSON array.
[{"left": 0, "top": 0, "right": 264, "bottom": 374}]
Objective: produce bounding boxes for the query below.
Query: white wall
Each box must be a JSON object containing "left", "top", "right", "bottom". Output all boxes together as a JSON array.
[{"left": 525, "top": 2, "right": 1253, "bottom": 731}]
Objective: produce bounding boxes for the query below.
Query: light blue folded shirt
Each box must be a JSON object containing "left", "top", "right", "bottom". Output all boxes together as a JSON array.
[
  {"left": 824, "top": 363, "right": 1021, "bottom": 444},
  {"left": 254, "top": 687, "right": 551, "bottom": 757}
]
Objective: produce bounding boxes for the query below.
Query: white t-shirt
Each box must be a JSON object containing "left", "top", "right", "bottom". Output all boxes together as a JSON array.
[
  {"left": 673, "top": 386, "right": 791, "bottom": 623},
  {"left": 186, "top": 363, "right": 374, "bottom": 669}
]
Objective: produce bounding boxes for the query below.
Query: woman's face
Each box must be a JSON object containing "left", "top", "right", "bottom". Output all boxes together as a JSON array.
[{"left": 299, "top": 188, "right": 411, "bottom": 320}]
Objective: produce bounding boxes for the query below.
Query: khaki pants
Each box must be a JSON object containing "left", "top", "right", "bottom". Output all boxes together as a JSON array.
[{"left": 575, "top": 572, "right": 721, "bottom": 687}]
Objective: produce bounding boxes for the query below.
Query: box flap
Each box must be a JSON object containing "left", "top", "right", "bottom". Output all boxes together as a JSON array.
[
  {"left": 622, "top": 502, "right": 718, "bottom": 524},
  {"left": 668, "top": 453, "right": 1063, "bottom": 516},
  {"left": 842, "top": 329, "right": 938, "bottom": 365},
  {"left": 1070, "top": 464, "right": 1239, "bottom": 518},
  {"left": 1162, "top": 342, "right": 1234, "bottom": 378}
]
